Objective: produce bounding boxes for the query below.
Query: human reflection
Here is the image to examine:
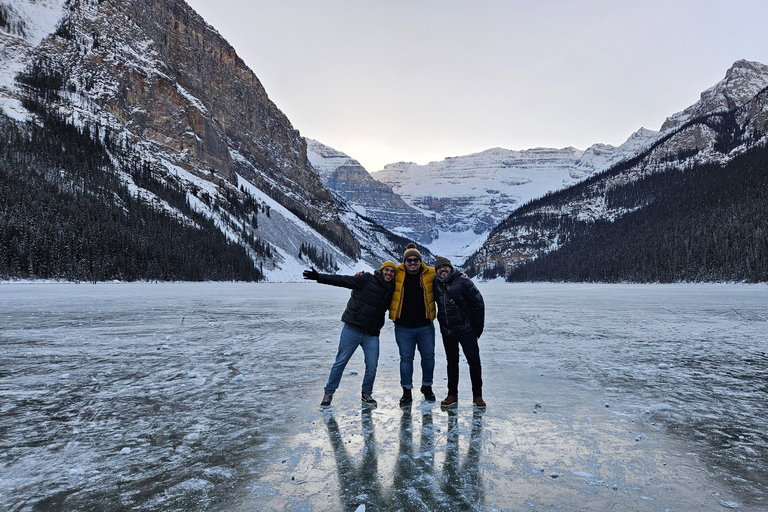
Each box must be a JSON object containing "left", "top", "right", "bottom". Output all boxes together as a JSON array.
[
  {"left": 391, "top": 408, "right": 441, "bottom": 510},
  {"left": 441, "top": 409, "right": 486, "bottom": 510},
  {"left": 326, "top": 408, "right": 486, "bottom": 512},
  {"left": 324, "top": 409, "right": 382, "bottom": 511}
]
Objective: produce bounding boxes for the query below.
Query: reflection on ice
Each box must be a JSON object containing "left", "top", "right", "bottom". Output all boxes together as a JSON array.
[
  {"left": 440, "top": 409, "right": 484, "bottom": 510},
  {"left": 326, "top": 406, "right": 486, "bottom": 512},
  {"left": 1, "top": 282, "right": 766, "bottom": 511},
  {"left": 326, "top": 410, "right": 382, "bottom": 509},
  {"left": 314, "top": 406, "right": 488, "bottom": 512}
]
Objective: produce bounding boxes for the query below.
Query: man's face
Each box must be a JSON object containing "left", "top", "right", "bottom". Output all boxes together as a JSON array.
[
  {"left": 404, "top": 256, "right": 421, "bottom": 274},
  {"left": 382, "top": 267, "right": 395, "bottom": 281},
  {"left": 436, "top": 264, "right": 451, "bottom": 279}
]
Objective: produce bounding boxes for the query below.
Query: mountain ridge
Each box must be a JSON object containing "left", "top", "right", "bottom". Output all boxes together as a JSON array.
[
  {"left": 462, "top": 59, "right": 768, "bottom": 281},
  {"left": 1, "top": 0, "right": 409, "bottom": 281},
  {"left": 1, "top": 1, "right": 765, "bottom": 283},
  {"left": 317, "top": 126, "right": 660, "bottom": 262}
]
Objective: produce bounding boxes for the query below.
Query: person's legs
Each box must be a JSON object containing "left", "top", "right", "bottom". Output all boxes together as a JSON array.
[
  {"left": 415, "top": 323, "right": 436, "bottom": 387},
  {"left": 324, "top": 324, "right": 361, "bottom": 394},
  {"left": 359, "top": 332, "right": 380, "bottom": 395},
  {"left": 458, "top": 330, "right": 483, "bottom": 399},
  {"left": 442, "top": 334, "right": 460, "bottom": 397},
  {"left": 394, "top": 325, "right": 417, "bottom": 389}
]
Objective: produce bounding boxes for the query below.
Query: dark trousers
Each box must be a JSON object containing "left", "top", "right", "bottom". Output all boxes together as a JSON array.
[{"left": 442, "top": 330, "right": 483, "bottom": 398}]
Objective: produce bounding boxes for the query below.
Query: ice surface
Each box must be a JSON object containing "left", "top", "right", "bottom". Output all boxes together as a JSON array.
[{"left": 0, "top": 282, "right": 766, "bottom": 511}]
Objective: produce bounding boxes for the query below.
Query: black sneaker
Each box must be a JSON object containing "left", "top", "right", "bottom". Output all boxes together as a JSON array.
[
  {"left": 320, "top": 392, "right": 333, "bottom": 408},
  {"left": 361, "top": 392, "right": 377, "bottom": 406}
]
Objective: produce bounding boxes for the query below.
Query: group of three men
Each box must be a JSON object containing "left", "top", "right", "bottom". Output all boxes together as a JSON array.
[{"left": 303, "top": 243, "right": 486, "bottom": 409}]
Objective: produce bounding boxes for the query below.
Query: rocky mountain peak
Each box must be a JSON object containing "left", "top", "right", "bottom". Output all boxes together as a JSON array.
[
  {"left": 1, "top": 0, "right": 370, "bottom": 280},
  {"left": 661, "top": 59, "right": 768, "bottom": 132},
  {"left": 306, "top": 138, "right": 436, "bottom": 244}
]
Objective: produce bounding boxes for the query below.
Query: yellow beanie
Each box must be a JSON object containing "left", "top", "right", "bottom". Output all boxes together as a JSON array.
[{"left": 380, "top": 260, "right": 397, "bottom": 270}]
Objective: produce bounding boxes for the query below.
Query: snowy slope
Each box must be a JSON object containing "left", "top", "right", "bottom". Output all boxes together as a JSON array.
[
  {"left": 465, "top": 59, "right": 768, "bottom": 277},
  {"left": 307, "top": 138, "right": 437, "bottom": 245},
  {"left": 0, "top": 0, "right": 68, "bottom": 120},
  {"left": 0, "top": 0, "right": 67, "bottom": 45},
  {"left": 369, "top": 133, "right": 658, "bottom": 262},
  {"left": 1, "top": 0, "right": 371, "bottom": 282}
]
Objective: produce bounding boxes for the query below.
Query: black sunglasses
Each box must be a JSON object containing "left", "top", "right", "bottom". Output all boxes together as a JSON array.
[{"left": 405, "top": 258, "right": 421, "bottom": 263}]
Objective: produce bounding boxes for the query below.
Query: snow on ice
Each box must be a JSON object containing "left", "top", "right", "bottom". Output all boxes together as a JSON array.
[{"left": 0, "top": 281, "right": 766, "bottom": 511}]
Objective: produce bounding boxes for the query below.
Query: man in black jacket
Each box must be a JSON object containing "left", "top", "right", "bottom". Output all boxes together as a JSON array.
[
  {"left": 433, "top": 256, "right": 486, "bottom": 408},
  {"left": 303, "top": 261, "right": 397, "bottom": 408}
]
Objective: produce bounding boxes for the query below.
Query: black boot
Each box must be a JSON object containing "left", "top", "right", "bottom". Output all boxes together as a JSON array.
[
  {"left": 420, "top": 385, "right": 436, "bottom": 401},
  {"left": 400, "top": 387, "right": 413, "bottom": 406}
]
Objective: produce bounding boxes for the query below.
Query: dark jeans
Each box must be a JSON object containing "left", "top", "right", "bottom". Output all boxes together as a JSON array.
[{"left": 442, "top": 330, "right": 483, "bottom": 398}]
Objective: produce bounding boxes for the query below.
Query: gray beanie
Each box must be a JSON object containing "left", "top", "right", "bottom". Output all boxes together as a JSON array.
[{"left": 434, "top": 256, "right": 452, "bottom": 269}]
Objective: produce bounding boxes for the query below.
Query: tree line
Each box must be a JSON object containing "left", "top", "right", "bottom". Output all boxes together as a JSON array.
[
  {"left": 505, "top": 143, "right": 768, "bottom": 283},
  {"left": 0, "top": 108, "right": 263, "bottom": 282}
]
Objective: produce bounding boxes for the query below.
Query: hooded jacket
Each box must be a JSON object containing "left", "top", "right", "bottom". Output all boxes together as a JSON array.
[
  {"left": 388, "top": 262, "right": 437, "bottom": 322},
  {"left": 317, "top": 270, "right": 395, "bottom": 336},
  {"left": 434, "top": 267, "right": 485, "bottom": 337}
]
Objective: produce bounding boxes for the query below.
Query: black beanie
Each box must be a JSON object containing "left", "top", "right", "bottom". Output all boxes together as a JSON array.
[{"left": 434, "top": 256, "right": 452, "bottom": 269}]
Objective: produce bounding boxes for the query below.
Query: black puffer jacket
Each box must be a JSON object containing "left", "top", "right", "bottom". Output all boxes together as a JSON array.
[
  {"left": 434, "top": 268, "right": 485, "bottom": 337},
  {"left": 317, "top": 270, "right": 395, "bottom": 336}
]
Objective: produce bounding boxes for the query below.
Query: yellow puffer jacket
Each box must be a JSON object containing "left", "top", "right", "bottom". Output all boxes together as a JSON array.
[{"left": 388, "top": 262, "right": 437, "bottom": 322}]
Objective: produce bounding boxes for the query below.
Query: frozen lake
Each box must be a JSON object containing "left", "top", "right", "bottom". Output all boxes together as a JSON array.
[{"left": 1, "top": 282, "right": 766, "bottom": 511}]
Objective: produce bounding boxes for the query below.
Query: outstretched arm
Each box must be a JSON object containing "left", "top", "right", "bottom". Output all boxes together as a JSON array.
[{"left": 304, "top": 268, "right": 367, "bottom": 290}]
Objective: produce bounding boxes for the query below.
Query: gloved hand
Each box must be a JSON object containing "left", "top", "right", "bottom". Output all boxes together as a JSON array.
[
  {"left": 303, "top": 268, "right": 319, "bottom": 281},
  {"left": 474, "top": 326, "right": 483, "bottom": 339}
]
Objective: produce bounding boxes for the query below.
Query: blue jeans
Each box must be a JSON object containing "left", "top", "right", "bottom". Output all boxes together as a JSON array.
[
  {"left": 394, "top": 323, "right": 435, "bottom": 389},
  {"left": 324, "top": 324, "right": 380, "bottom": 395}
]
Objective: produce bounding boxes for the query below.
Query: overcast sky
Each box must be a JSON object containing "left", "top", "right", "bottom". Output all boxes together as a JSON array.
[{"left": 184, "top": 0, "right": 768, "bottom": 173}]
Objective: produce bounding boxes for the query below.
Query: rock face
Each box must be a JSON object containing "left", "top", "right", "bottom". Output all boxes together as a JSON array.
[
  {"left": 2, "top": 0, "right": 360, "bottom": 277},
  {"left": 108, "top": 0, "right": 355, "bottom": 253},
  {"left": 661, "top": 60, "right": 768, "bottom": 132},
  {"left": 306, "top": 138, "right": 436, "bottom": 244}
]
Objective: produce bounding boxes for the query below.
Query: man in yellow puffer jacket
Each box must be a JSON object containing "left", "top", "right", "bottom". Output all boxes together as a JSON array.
[{"left": 389, "top": 243, "right": 437, "bottom": 405}]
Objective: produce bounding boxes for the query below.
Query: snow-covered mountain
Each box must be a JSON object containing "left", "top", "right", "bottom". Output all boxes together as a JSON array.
[
  {"left": 306, "top": 138, "right": 436, "bottom": 245},
  {"left": 371, "top": 138, "right": 659, "bottom": 261},
  {"left": 0, "top": 0, "right": 403, "bottom": 280},
  {"left": 465, "top": 59, "right": 768, "bottom": 279},
  {"left": 308, "top": 128, "right": 658, "bottom": 263},
  {"left": 311, "top": 59, "right": 768, "bottom": 276},
  {"left": 660, "top": 60, "right": 768, "bottom": 132}
]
